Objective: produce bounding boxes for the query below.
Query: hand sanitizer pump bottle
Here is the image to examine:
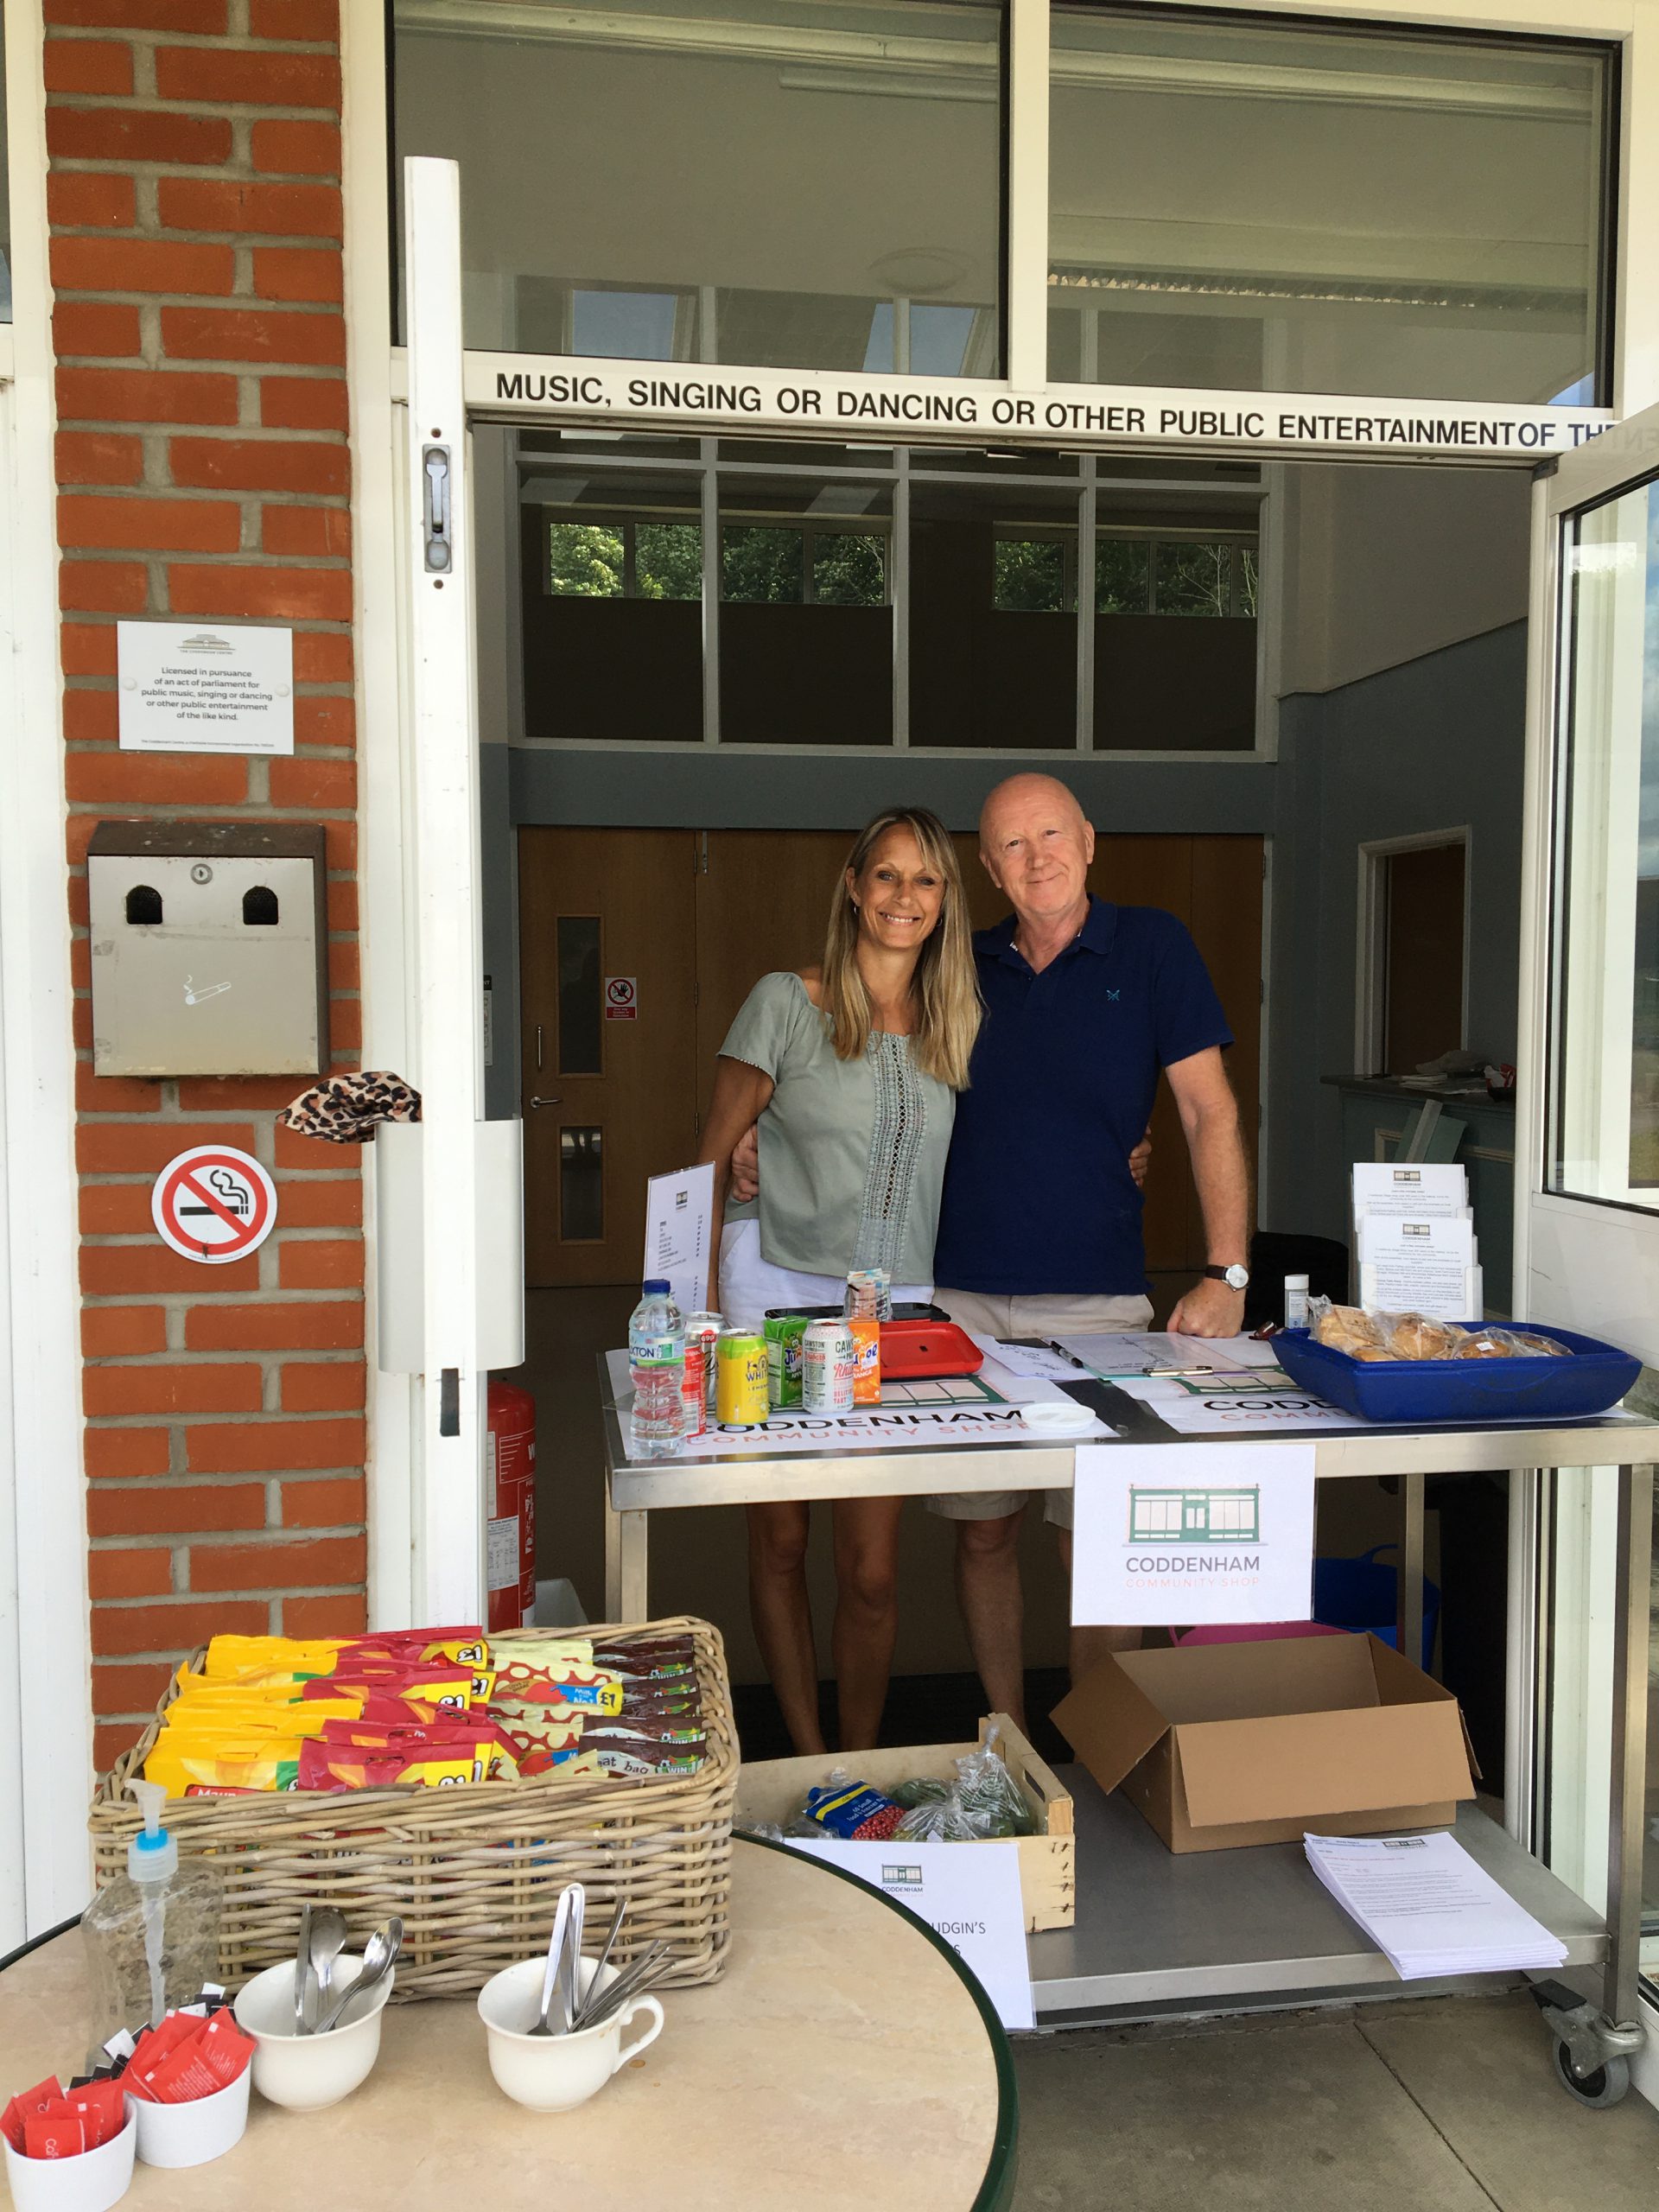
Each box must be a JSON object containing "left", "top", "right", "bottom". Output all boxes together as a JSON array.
[{"left": 80, "top": 1777, "right": 224, "bottom": 2061}]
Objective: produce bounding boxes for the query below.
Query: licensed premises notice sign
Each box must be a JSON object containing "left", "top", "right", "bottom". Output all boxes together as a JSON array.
[{"left": 118, "top": 621, "right": 294, "bottom": 755}]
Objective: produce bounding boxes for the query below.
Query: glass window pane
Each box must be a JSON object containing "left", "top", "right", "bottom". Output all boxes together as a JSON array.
[
  {"left": 559, "top": 1127, "right": 604, "bottom": 1242},
  {"left": 814, "top": 533, "right": 886, "bottom": 607},
  {"left": 393, "top": 0, "right": 1003, "bottom": 377},
  {"left": 547, "top": 523, "right": 625, "bottom": 598},
  {"left": 520, "top": 461, "right": 704, "bottom": 742},
  {"left": 0, "top": 28, "right": 10, "bottom": 324},
  {"left": 1096, "top": 538, "right": 1152, "bottom": 614},
  {"left": 720, "top": 477, "right": 893, "bottom": 741},
  {"left": 556, "top": 918, "right": 602, "bottom": 1077},
  {"left": 1548, "top": 478, "right": 1659, "bottom": 1204},
  {"left": 1155, "top": 543, "right": 1232, "bottom": 618},
  {"left": 994, "top": 540, "right": 1069, "bottom": 613},
  {"left": 1049, "top": 10, "right": 1610, "bottom": 404},
  {"left": 1095, "top": 538, "right": 1256, "bottom": 753},
  {"left": 721, "top": 527, "right": 804, "bottom": 605},
  {"left": 1239, "top": 545, "right": 1260, "bottom": 620},
  {"left": 911, "top": 480, "right": 1079, "bottom": 748}
]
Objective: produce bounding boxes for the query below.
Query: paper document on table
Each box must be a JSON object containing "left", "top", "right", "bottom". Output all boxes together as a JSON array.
[
  {"left": 969, "top": 1333, "right": 1088, "bottom": 1381},
  {"left": 1304, "top": 1831, "right": 1567, "bottom": 1980},
  {"left": 786, "top": 1838, "right": 1034, "bottom": 2030},
  {"left": 1111, "top": 1373, "right": 1367, "bottom": 1433},
  {"left": 1052, "top": 1332, "right": 1262, "bottom": 1378},
  {"left": 1351, "top": 1162, "right": 1468, "bottom": 1220},
  {"left": 642, "top": 1162, "right": 715, "bottom": 1319},
  {"left": 1356, "top": 1213, "right": 1477, "bottom": 1321}
]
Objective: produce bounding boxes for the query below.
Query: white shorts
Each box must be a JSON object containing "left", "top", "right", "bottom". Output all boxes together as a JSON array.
[
  {"left": 715, "top": 1217, "right": 932, "bottom": 1336},
  {"left": 925, "top": 1287, "right": 1154, "bottom": 1530}
]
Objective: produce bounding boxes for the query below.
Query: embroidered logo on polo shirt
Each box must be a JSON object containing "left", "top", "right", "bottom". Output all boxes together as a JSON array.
[{"left": 1106, "top": 988, "right": 1121, "bottom": 1001}]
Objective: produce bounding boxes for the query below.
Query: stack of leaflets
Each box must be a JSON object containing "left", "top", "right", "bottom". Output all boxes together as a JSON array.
[
  {"left": 1305, "top": 1830, "right": 1567, "bottom": 1980},
  {"left": 1352, "top": 1162, "right": 1482, "bottom": 1322}
]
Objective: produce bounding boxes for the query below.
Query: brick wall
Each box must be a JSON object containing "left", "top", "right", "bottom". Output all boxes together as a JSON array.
[{"left": 46, "top": 0, "right": 368, "bottom": 1773}]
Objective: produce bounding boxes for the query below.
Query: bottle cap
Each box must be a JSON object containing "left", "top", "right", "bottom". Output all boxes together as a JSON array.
[
  {"left": 1285, "top": 1274, "right": 1310, "bottom": 1289},
  {"left": 641, "top": 1279, "right": 671, "bottom": 1296},
  {"left": 127, "top": 1777, "right": 178, "bottom": 1883}
]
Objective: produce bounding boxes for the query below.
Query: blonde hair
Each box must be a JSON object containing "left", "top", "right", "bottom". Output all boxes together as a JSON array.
[{"left": 820, "top": 808, "right": 982, "bottom": 1090}]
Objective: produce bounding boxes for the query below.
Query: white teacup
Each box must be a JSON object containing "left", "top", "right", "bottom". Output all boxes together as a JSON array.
[
  {"left": 232, "top": 1955, "right": 394, "bottom": 2111},
  {"left": 476, "top": 1955, "right": 664, "bottom": 2113}
]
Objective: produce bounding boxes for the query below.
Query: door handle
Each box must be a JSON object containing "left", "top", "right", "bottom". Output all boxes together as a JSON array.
[{"left": 529, "top": 1095, "right": 563, "bottom": 1109}]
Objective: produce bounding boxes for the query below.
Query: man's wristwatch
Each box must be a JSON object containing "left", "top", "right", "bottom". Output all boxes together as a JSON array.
[{"left": 1203, "top": 1263, "right": 1250, "bottom": 1291}]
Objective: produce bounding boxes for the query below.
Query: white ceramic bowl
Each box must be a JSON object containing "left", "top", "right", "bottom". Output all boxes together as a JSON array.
[
  {"left": 232, "top": 1955, "right": 394, "bottom": 2111},
  {"left": 477, "top": 1956, "right": 664, "bottom": 2113},
  {"left": 133, "top": 2062, "right": 250, "bottom": 2168},
  {"left": 2, "top": 2101, "right": 136, "bottom": 2212}
]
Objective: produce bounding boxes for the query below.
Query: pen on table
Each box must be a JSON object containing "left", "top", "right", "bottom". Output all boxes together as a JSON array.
[{"left": 1042, "top": 1338, "right": 1091, "bottom": 1371}]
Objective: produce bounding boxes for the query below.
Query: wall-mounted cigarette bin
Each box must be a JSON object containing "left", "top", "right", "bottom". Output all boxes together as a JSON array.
[{"left": 88, "top": 821, "right": 329, "bottom": 1078}]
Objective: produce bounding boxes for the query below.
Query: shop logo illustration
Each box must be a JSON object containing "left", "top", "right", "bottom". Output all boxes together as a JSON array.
[
  {"left": 1128, "top": 1484, "right": 1261, "bottom": 1544},
  {"left": 881, "top": 1864, "right": 925, "bottom": 1890}
]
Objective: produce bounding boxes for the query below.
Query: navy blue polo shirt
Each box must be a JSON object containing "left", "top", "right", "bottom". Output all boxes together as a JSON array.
[{"left": 931, "top": 897, "right": 1233, "bottom": 1296}]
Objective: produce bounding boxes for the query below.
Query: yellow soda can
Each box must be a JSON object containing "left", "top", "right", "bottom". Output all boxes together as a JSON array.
[{"left": 716, "top": 1330, "right": 769, "bottom": 1424}]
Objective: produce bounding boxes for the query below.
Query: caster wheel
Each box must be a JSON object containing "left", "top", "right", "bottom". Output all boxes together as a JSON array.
[{"left": 1552, "top": 2039, "right": 1630, "bottom": 2107}]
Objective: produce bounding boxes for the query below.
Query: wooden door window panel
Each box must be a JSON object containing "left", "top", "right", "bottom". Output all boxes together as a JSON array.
[
  {"left": 559, "top": 1125, "right": 604, "bottom": 1243},
  {"left": 557, "top": 916, "right": 603, "bottom": 1075}
]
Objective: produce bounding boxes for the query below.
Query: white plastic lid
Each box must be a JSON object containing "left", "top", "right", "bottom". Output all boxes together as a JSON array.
[
  {"left": 1019, "top": 1400, "right": 1095, "bottom": 1434},
  {"left": 1286, "top": 1273, "right": 1311, "bottom": 1289},
  {"left": 127, "top": 1777, "right": 178, "bottom": 1883}
]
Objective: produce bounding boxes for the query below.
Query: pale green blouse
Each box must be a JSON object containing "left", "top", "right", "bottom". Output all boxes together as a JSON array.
[{"left": 720, "top": 972, "right": 955, "bottom": 1286}]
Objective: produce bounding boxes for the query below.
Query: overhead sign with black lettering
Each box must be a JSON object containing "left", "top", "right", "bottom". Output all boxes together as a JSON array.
[
  {"left": 118, "top": 621, "right": 295, "bottom": 756},
  {"left": 463, "top": 350, "right": 1612, "bottom": 464}
]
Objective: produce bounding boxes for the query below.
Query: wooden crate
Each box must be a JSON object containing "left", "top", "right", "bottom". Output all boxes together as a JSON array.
[{"left": 734, "top": 1713, "right": 1074, "bottom": 1932}]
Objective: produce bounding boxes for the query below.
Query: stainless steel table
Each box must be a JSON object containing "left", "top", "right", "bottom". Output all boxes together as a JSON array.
[{"left": 601, "top": 1361, "right": 1657, "bottom": 2069}]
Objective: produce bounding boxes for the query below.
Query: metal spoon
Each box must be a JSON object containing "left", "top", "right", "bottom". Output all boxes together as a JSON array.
[
  {"left": 588, "top": 1898, "right": 626, "bottom": 1994},
  {"left": 529, "top": 1889, "right": 574, "bottom": 2037},
  {"left": 293, "top": 1904, "right": 314, "bottom": 2034},
  {"left": 573, "top": 1939, "right": 671, "bottom": 2032},
  {"left": 557, "top": 1884, "right": 586, "bottom": 2034},
  {"left": 315, "top": 1918, "right": 402, "bottom": 2036},
  {"left": 304, "top": 1907, "right": 349, "bottom": 2035}
]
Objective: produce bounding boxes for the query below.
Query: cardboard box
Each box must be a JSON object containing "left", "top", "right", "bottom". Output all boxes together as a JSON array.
[
  {"left": 1052, "top": 1634, "right": 1476, "bottom": 1855},
  {"left": 734, "top": 1714, "right": 1075, "bottom": 1930}
]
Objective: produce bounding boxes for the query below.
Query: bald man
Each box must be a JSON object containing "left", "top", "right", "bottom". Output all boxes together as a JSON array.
[{"left": 926, "top": 773, "right": 1250, "bottom": 1720}]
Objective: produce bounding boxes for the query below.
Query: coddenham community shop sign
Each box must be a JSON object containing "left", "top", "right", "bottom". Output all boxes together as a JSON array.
[{"left": 465, "top": 351, "right": 1615, "bottom": 461}]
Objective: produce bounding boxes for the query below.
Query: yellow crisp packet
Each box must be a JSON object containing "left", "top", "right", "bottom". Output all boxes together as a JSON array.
[
  {"left": 203, "top": 1635, "right": 346, "bottom": 1680},
  {"left": 146, "top": 1738, "right": 304, "bottom": 1797}
]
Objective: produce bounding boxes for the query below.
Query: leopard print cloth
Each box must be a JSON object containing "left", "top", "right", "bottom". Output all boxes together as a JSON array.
[{"left": 277, "top": 1071, "right": 423, "bottom": 1144}]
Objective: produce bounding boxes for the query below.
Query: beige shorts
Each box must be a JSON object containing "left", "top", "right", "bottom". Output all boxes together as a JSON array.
[{"left": 926, "top": 1288, "right": 1154, "bottom": 1530}]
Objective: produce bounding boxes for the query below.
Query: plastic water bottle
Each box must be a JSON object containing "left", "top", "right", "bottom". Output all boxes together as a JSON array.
[{"left": 628, "top": 1278, "right": 686, "bottom": 1460}]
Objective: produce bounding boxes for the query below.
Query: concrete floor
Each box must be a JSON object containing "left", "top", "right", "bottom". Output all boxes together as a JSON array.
[{"left": 1012, "top": 1993, "right": 1659, "bottom": 2210}]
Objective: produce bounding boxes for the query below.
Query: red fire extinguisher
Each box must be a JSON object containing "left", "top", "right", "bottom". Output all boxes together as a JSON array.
[{"left": 485, "top": 1378, "right": 537, "bottom": 1634}]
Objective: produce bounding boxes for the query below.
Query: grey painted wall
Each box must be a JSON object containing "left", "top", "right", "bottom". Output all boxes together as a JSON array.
[{"left": 1262, "top": 620, "right": 1527, "bottom": 1243}]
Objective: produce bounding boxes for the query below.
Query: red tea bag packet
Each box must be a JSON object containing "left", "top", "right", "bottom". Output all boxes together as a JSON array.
[
  {"left": 1, "top": 2078, "right": 62, "bottom": 2152},
  {"left": 193, "top": 2012, "right": 256, "bottom": 2090},
  {"left": 23, "top": 2102, "right": 85, "bottom": 2159},
  {"left": 68, "top": 2078, "right": 127, "bottom": 2146}
]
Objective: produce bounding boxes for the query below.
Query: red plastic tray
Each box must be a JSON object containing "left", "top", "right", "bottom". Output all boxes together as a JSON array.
[{"left": 876, "top": 1319, "right": 984, "bottom": 1379}]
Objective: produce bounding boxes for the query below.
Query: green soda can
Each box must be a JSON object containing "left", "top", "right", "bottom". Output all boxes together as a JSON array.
[{"left": 764, "top": 1313, "right": 810, "bottom": 1408}]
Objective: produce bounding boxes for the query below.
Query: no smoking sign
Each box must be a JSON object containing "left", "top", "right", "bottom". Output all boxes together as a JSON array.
[{"left": 152, "top": 1144, "right": 278, "bottom": 1265}]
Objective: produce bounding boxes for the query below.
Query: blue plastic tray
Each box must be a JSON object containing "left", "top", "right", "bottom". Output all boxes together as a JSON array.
[{"left": 1274, "top": 1324, "right": 1639, "bottom": 1425}]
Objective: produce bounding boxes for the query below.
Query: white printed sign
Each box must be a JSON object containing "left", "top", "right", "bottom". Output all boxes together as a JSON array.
[
  {"left": 1071, "top": 1441, "right": 1317, "bottom": 1626},
  {"left": 643, "top": 1162, "right": 715, "bottom": 1319},
  {"left": 787, "top": 1838, "right": 1033, "bottom": 2030},
  {"left": 118, "top": 621, "right": 294, "bottom": 754},
  {"left": 604, "top": 976, "right": 638, "bottom": 1020},
  {"left": 151, "top": 1144, "right": 277, "bottom": 1266}
]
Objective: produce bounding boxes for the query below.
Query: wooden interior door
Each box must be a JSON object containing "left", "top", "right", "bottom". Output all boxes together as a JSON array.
[
  {"left": 695, "top": 830, "right": 855, "bottom": 1115},
  {"left": 518, "top": 828, "right": 698, "bottom": 1287}
]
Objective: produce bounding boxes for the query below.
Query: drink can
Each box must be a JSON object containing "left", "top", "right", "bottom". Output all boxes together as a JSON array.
[
  {"left": 844, "top": 1268, "right": 892, "bottom": 1322},
  {"left": 764, "top": 1313, "right": 810, "bottom": 1408},
  {"left": 680, "top": 1344, "right": 708, "bottom": 1438},
  {"left": 802, "top": 1319, "right": 856, "bottom": 1414},
  {"left": 685, "top": 1312, "right": 723, "bottom": 1405},
  {"left": 849, "top": 1314, "right": 882, "bottom": 1404},
  {"left": 715, "top": 1331, "right": 769, "bottom": 1425}
]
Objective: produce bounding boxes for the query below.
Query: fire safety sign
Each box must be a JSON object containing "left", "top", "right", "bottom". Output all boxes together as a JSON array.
[{"left": 152, "top": 1144, "right": 278, "bottom": 1265}]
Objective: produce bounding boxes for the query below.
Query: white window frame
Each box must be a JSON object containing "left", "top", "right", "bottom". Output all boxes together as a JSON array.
[
  {"left": 0, "top": 0, "right": 96, "bottom": 1944},
  {"left": 1353, "top": 827, "right": 1474, "bottom": 1077}
]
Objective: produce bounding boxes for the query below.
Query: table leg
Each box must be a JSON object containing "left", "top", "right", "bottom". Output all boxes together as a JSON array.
[
  {"left": 1398, "top": 1471, "right": 1425, "bottom": 1668},
  {"left": 1604, "top": 1461, "right": 1653, "bottom": 2026},
  {"left": 604, "top": 1497, "right": 649, "bottom": 1623}
]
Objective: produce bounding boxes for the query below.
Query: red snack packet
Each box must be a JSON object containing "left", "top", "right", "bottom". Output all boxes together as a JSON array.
[{"left": 23, "top": 2104, "right": 85, "bottom": 2159}]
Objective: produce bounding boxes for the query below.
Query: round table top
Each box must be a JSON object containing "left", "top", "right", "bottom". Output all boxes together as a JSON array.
[{"left": 0, "top": 1839, "right": 1014, "bottom": 2212}]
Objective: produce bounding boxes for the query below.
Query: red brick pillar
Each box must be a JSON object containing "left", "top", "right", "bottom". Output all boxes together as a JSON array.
[{"left": 47, "top": 0, "right": 369, "bottom": 1772}]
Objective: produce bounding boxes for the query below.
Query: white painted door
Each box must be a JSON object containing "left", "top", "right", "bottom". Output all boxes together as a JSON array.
[{"left": 1514, "top": 407, "right": 1659, "bottom": 2079}]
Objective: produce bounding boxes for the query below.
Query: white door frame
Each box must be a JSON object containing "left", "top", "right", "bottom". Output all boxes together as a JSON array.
[
  {"left": 0, "top": 0, "right": 96, "bottom": 1944},
  {"left": 1353, "top": 826, "right": 1474, "bottom": 1076},
  {"left": 1514, "top": 400, "right": 1659, "bottom": 2093}
]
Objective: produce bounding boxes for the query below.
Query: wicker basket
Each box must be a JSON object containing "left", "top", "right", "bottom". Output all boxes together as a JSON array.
[{"left": 88, "top": 1615, "right": 737, "bottom": 1999}]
